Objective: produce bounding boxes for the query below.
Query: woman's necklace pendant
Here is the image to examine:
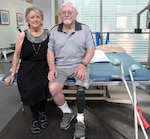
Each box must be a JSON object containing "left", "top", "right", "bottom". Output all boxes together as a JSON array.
[{"left": 32, "top": 43, "right": 41, "bottom": 54}]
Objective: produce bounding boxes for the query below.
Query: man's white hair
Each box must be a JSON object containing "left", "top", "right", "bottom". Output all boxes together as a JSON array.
[{"left": 59, "top": 2, "right": 77, "bottom": 13}]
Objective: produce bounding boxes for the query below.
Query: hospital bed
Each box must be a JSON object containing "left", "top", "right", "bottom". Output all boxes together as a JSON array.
[{"left": 1, "top": 45, "right": 150, "bottom": 139}]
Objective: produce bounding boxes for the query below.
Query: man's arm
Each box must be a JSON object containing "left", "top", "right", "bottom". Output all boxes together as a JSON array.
[
  {"left": 75, "top": 47, "right": 95, "bottom": 80},
  {"left": 47, "top": 50, "right": 57, "bottom": 81},
  {"left": 47, "top": 50, "right": 55, "bottom": 71},
  {"left": 81, "top": 47, "right": 95, "bottom": 66}
]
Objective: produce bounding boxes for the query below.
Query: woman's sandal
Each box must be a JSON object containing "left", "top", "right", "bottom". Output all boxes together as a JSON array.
[
  {"left": 31, "top": 119, "right": 41, "bottom": 134},
  {"left": 39, "top": 112, "right": 48, "bottom": 128}
]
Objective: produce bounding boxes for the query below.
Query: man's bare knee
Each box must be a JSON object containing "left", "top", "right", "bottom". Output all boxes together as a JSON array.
[{"left": 49, "top": 82, "right": 63, "bottom": 97}]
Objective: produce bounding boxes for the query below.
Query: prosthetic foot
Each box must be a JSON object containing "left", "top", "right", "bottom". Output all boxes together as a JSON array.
[{"left": 73, "top": 122, "right": 85, "bottom": 139}]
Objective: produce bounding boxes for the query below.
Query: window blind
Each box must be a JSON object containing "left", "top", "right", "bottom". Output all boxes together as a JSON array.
[{"left": 64, "top": 0, "right": 149, "bottom": 62}]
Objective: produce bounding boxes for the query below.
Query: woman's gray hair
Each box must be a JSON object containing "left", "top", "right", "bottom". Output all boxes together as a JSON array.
[{"left": 25, "top": 6, "right": 44, "bottom": 22}]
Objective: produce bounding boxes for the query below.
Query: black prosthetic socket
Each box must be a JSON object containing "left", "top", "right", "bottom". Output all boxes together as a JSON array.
[{"left": 76, "top": 86, "right": 85, "bottom": 113}]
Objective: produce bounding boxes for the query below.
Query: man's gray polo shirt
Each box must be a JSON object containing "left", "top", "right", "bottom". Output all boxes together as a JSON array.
[{"left": 48, "top": 21, "right": 95, "bottom": 68}]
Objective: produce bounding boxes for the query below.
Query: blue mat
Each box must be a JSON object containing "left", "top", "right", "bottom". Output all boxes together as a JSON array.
[
  {"left": 90, "top": 52, "right": 150, "bottom": 82},
  {"left": 1, "top": 52, "right": 150, "bottom": 85}
]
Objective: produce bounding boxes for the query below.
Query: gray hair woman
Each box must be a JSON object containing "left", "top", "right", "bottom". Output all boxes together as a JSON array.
[
  {"left": 25, "top": 6, "right": 44, "bottom": 27},
  {"left": 4, "top": 6, "right": 50, "bottom": 134}
]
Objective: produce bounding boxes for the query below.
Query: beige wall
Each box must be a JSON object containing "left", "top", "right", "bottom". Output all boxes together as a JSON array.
[
  {"left": 33, "top": 0, "right": 52, "bottom": 29},
  {"left": 0, "top": 0, "right": 53, "bottom": 49},
  {"left": 0, "top": 0, "right": 31, "bottom": 48}
]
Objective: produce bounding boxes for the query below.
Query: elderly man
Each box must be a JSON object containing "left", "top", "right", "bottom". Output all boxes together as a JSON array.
[{"left": 47, "top": 2, "right": 95, "bottom": 139}]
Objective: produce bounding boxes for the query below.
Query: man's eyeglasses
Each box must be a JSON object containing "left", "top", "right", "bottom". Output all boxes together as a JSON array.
[{"left": 60, "top": 11, "right": 74, "bottom": 15}]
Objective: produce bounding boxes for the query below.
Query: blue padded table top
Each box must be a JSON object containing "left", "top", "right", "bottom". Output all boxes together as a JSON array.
[
  {"left": 90, "top": 52, "right": 150, "bottom": 82},
  {"left": 1, "top": 52, "right": 150, "bottom": 86}
]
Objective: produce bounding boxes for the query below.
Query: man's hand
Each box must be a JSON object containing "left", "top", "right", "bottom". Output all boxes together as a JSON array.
[
  {"left": 48, "top": 70, "right": 58, "bottom": 82},
  {"left": 74, "top": 64, "right": 87, "bottom": 80}
]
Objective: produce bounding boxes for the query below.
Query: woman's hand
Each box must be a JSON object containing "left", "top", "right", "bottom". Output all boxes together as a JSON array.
[{"left": 5, "top": 75, "right": 15, "bottom": 86}]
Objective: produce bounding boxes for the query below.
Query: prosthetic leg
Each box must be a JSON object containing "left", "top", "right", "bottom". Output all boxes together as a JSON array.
[
  {"left": 76, "top": 86, "right": 85, "bottom": 113},
  {"left": 73, "top": 86, "right": 86, "bottom": 139}
]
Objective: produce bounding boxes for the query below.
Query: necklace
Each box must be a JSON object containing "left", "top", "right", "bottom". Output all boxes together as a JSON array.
[
  {"left": 29, "top": 28, "right": 43, "bottom": 54},
  {"left": 32, "top": 43, "right": 41, "bottom": 54}
]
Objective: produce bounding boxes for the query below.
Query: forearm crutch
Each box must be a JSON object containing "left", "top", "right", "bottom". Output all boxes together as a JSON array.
[
  {"left": 111, "top": 59, "right": 148, "bottom": 139},
  {"left": 129, "top": 64, "right": 149, "bottom": 139}
]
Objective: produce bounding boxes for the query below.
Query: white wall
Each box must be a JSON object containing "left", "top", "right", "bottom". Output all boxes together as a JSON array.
[
  {"left": 0, "top": 0, "right": 53, "bottom": 49},
  {"left": 0, "top": 0, "right": 32, "bottom": 48},
  {"left": 33, "top": 0, "right": 53, "bottom": 29}
]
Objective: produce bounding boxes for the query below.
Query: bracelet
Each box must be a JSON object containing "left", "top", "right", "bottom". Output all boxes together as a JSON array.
[{"left": 11, "top": 73, "right": 15, "bottom": 76}]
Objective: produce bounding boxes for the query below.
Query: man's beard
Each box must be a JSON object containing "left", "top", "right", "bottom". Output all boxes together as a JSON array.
[{"left": 63, "top": 19, "right": 72, "bottom": 25}]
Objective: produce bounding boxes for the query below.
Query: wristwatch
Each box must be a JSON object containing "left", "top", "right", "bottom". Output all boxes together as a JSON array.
[{"left": 81, "top": 62, "right": 87, "bottom": 67}]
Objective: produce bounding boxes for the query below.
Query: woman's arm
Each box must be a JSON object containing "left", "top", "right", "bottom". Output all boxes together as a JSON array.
[{"left": 5, "top": 32, "right": 25, "bottom": 85}]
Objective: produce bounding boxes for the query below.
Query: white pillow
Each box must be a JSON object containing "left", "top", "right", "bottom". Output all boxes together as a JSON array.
[{"left": 90, "top": 50, "right": 111, "bottom": 63}]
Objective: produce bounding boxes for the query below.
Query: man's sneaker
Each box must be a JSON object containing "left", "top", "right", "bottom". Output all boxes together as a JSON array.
[
  {"left": 31, "top": 119, "right": 41, "bottom": 134},
  {"left": 73, "top": 122, "right": 85, "bottom": 139},
  {"left": 60, "top": 112, "right": 74, "bottom": 130},
  {"left": 39, "top": 112, "right": 48, "bottom": 129}
]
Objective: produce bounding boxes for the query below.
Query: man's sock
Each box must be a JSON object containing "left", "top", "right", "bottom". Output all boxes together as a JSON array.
[
  {"left": 77, "top": 113, "right": 84, "bottom": 124},
  {"left": 58, "top": 101, "right": 72, "bottom": 113}
]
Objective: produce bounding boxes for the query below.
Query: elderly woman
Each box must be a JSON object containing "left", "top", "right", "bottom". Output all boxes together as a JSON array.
[{"left": 4, "top": 6, "right": 50, "bottom": 134}]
